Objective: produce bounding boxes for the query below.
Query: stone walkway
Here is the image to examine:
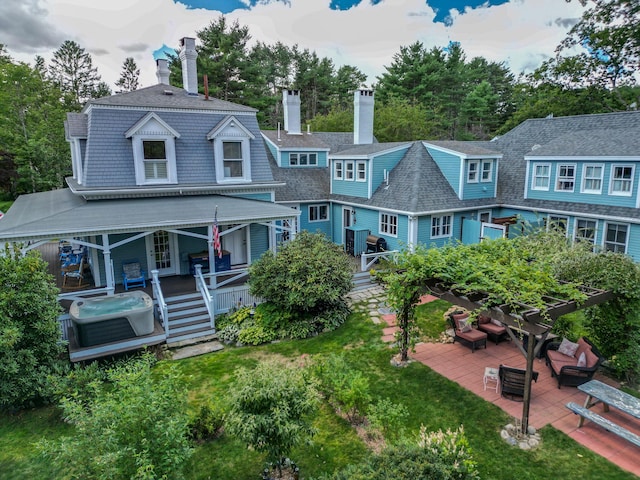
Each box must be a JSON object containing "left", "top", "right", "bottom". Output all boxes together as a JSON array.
[{"left": 347, "top": 285, "right": 640, "bottom": 477}]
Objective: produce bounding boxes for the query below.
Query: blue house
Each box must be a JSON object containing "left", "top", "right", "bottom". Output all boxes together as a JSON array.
[
  {"left": 263, "top": 89, "right": 640, "bottom": 265},
  {"left": 1, "top": 38, "right": 639, "bottom": 360}
]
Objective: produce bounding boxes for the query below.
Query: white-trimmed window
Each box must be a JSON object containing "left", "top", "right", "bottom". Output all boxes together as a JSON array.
[
  {"left": 334, "top": 160, "right": 343, "bottom": 180},
  {"left": 604, "top": 222, "right": 628, "bottom": 253},
  {"left": 581, "top": 164, "right": 603, "bottom": 193},
  {"left": 308, "top": 204, "right": 328, "bottom": 222},
  {"left": 380, "top": 213, "right": 398, "bottom": 236},
  {"left": 431, "top": 215, "right": 452, "bottom": 238},
  {"left": 356, "top": 161, "right": 366, "bottom": 181},
  {"left": 345, "top": 161, "right": 354, "bottom": 181},
  {"left": 207, "top": 116, "right": 254, "bottom": 183},
  {"left": 555, "top": 164, "right": 576, "bottom": 192},
  {"left": 532, "top": 163, "right": 550, "bottom": 190},
  {"left": 468, "top": 160, "right": 479, "bottom": 183},
  {"left": 610, "top": 165, "right": 634, "bottom": 196},
  {"left": 574, "top": 218, "right": 597, "bottom": 247},
  {"left": 547, "top": 215, "right": 568, "bottom": 234},
  {"left": 481, "top": 160, "right": 493, "bottom": 182},
  {"left": 126, "top": 112, "right": 180, "bottom": 185},
  {"left": 290, "top": 152, "right": 317, "bottom": 166}
]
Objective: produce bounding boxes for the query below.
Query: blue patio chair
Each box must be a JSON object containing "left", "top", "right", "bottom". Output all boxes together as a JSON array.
[{"left": 122, "top": 260, "right": 146, "bottom": 291}]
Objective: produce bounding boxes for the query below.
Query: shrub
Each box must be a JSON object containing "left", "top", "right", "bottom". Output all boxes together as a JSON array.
[
  {"left": 188, "top": 402, "right": 225, "bottom": 442},
  {"left": 313, "top": 354, "right": 371, "bottom": 424},
  {"left": 330, "top": 425, "right": 479, "bottom": 480},
  {"left": 218, "top": 324, "right": 240, "bottom": 344},
  {"left": 225, "top": 360, "right": 319, "bottom": 472},
  {"left": 0, "top": 246, "right": 65, "bottom": 410},
  {"left": 249, "top": 231, "right": 354, "bottom": 313},
  {"left": 366, "top": 398, "right": 408, "bottom": 444},
  {"left": 237, "top": 324, "right": 277, "bottom": 346},
  {"left": 39, "top": 354, "right": 193, "bottom": 479}
]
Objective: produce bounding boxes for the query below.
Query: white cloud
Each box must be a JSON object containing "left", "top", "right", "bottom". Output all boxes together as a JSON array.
[{"left": 6, "top": 0, "right": 586, "bottom": 92}]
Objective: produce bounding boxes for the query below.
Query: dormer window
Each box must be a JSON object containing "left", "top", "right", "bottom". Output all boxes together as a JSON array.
[
  {"left": 125, "top": 112, "right": 180, "bottom": 185},
  {"left": 467, "top": 160, "right": 479, "bottom": 183},
  {"left": 207, "top": 116, "right": 254, "bottom": 183}
]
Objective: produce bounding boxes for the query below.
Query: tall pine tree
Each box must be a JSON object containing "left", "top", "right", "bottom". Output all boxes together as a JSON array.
[{"left": 115, "top": 57, "right": 140, "bottom": 93}]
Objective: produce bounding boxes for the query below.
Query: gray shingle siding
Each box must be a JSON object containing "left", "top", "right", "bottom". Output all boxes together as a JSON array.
[{"left": 83, "top": 108, "right": 273, "bottom": 187}]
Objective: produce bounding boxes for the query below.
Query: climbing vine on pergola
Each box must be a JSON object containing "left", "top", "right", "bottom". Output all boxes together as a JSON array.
[{"left": 377, "top": 232, "right": 619, "bottom": 433}]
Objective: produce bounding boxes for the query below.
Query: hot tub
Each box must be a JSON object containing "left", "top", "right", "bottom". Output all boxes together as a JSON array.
[{"left": 70, "top": 291, "right": 154, "bottom": 347}]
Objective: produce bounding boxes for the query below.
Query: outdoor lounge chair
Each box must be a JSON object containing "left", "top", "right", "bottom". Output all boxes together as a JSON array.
[
  {"left": 476, "top": 314, "right": 508, "bottom": 345},
  {"left": 499, "top": 365, "right": 539, "bottom": 401},
  {"left": 122, "top": 260, "right": 146, "bottom": 291},
  {"left": 448, "top": 311, "right": 487, "bottom": 352},
  {"left": 545, "top": 337, "right": 603, "bottom": 388}
]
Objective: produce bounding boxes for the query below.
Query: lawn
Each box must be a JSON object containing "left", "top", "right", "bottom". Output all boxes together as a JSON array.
[{"left": 0, "top": 300, "right": 636, "bottom": 480}]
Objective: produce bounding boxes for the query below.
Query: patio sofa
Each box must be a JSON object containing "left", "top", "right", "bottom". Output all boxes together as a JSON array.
[
  {"left": 447, "top": 311, "right": 487, "bottom": 352},
  {"left": 476, "top": 314, "right": 508, "bottom": 345},
  {"left": 545, "top": 337, "right": 604, "bottom": 388}
]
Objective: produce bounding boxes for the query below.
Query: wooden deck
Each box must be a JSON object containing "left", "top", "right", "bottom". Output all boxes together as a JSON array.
[{"left": 66, "top": 321, "right": 166, "bottom": 363}]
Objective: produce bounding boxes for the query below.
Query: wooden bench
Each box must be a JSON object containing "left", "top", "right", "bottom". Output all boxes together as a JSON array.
[{"left": 566, "top": 402, "right": 640, "bottom": 448}]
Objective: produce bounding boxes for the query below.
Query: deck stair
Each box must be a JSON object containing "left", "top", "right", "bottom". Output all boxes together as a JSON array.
[
  {"left": 352, "top": 271, "right": 376, "bottom": 291},
  {"left": 164, "top": 292, "right": 216, "bottom": 345}
]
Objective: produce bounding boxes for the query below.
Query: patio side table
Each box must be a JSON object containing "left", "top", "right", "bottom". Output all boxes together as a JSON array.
[{"left": 484, "top": 367, "right": 500, "bottom": 393}]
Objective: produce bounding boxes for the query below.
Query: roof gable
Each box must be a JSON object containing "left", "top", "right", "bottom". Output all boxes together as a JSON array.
[
  {"left": 125, "top": 112, "right": 181, "bottom": 138},
  {"left": 207, "top": 116, "right": 255, "bottom": 140}
]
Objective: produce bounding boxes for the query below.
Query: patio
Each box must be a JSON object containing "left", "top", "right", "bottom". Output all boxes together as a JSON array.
[{"left": 376, "top": 295, "right": 640, "bottom": 477}]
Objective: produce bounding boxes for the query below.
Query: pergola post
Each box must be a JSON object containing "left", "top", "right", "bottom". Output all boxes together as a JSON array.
[{"left": 522, "top": 331, "right": 536, "bottom": 434}]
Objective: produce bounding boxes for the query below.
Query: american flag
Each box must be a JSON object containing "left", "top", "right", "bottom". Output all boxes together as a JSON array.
[{"left": 212, "top": 210, "right": 222, "bottom": 259}]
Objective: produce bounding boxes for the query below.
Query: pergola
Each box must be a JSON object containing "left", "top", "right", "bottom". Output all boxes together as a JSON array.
[{"left": 425, "top": 281, "right": 613, "bottom": 433}]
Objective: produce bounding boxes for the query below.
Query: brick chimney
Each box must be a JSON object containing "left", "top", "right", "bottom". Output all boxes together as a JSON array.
[
  {"left": 156, "top": 58, "right": 170, "bottom": 85},
  {"left": 354, "top": 89, "right": 374, "bottom": 144},
  {"left": 282, "top": 89, "right": 301, "bottom": 135},
  {"left": 179, "top": 37, "right": 198, "bottom": 95}
]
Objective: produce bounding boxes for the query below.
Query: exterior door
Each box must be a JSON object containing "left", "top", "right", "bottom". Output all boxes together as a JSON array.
[
  {"left": 146, "top": 230, "right": 178, "bottom": 276},
  {"left": 224, "top": 226, "right": 248, "bottom": 266},
  {"left": 342, "top": 207, "right": 352, "bottom": 246}
]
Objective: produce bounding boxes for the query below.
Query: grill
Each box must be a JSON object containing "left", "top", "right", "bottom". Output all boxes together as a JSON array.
[{"left": 365, "top": 234, "right": 387, "bottom": 253}]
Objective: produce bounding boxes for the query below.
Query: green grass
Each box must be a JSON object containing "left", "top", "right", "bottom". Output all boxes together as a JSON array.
[
  {"left": 1, "top": 309, "right": 637, "bottom": 480},
  {"left": 0, "top": 201, "right": 12, "bottom": 213}
]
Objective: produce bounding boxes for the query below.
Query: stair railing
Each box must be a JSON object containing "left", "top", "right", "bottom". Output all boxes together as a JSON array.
[
  {"left": 150, "top": 269, "right": 169, "bottom": 337},
  {"left": 360, "top": 250, "right": 399, "bottom": 271},
  {"left": 194, "top": 264, "right": 216, "bottom": 332}
]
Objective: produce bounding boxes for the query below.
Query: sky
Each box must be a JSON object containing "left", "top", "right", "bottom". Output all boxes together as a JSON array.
[{"left": 2, "top": 0, "right": 587, "bottom": 91}]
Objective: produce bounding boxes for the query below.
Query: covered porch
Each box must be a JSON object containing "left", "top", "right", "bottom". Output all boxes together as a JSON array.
[{"left": 0, "top": 189, "right": 298, "bottom": 362}]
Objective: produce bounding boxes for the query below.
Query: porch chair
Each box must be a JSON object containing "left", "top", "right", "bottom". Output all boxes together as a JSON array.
[
  {"left": 62, "top": 256, "right": 86, "bottom": 287},
  {"left": 122, "top": 260, "right": 146, "bottom": 291},
  {"left": 447, "top": 311, "right": 487, "bottom": 352}
]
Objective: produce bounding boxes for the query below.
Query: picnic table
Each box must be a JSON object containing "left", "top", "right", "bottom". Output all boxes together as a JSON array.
[{"left": 566, "top": 379, "right": 640, "bottom": 447}]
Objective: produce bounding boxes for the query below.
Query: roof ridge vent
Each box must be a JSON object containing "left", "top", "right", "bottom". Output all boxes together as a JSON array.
[{"left": 163, "top": 90, "right": 174, "bottom": 96}]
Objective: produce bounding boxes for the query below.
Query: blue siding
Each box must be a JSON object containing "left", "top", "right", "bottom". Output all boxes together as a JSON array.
[
  {"left": 417, "top": 214, "right": 462, "bottom": 247},
  {"left": 299, "top": 202, "right": 332, "bottom": 237},
  {"left": 332, "top": 159, "right": 369, "bottom": 198},
  {"left": 425, "top": 147, "right": 462, "bottom": 196},
  {"left": 526, "top": 160, "right": 639, "bottom": 208},
  {"left": 177, "top": 228, "right": 208, "bottom": 274},
  {"left": 463, "top": 159, "right": 497, "bottom": 200},
  {"left": 283, "top": 150, "right": 328, "bottom": 168},
  {"left": 264, "top": 140, "right": 279, "bottom": 165},
  {"left": 250, "top": 224, "right": 269, "bottom": 262},
  {"left": 371, "top": 147, "right": 411, "bottom": 193}
]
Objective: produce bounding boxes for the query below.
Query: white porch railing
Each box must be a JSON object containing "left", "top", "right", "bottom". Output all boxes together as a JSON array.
[
  {"left": 209, "top": 268, "right": 249, "bottom": 288},
  {"left": 150, "top": 270, "right": 169, "bottom": 336},
  {"left": 360, "top": 250, "right": 399, "bottom": 271},
  {"left": 214, "top": 285, "right": 262, "bottom": 314},
  {"left": 194, "top": 265, "right": 216, "bottom": 330}
]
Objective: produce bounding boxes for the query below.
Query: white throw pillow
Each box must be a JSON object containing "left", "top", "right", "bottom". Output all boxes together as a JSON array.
[
  {"left": 490, "top": 318, "right": 502, "bottom": 327},
  {"left": 558, "top": 338, "right": 579, "bottom": 357},
  {"left": 577, "top": 352, "right": 587, "bottom": 367},
  {"left": 458, "top": 318, "right": 472, "bottom": 333}
]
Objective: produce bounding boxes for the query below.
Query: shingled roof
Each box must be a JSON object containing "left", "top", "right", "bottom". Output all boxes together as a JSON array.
[{"left": 86, "top": 84, "right": 257, "bottom": 113}]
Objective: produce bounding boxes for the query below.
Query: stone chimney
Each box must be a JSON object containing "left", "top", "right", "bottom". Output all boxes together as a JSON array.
[
  {"left": 354, "top": 89, "right": 374, "bottom": 144},
  {"left": 156, "top": 58, "right": 170, "bottom": 85},
  {"left": 282, "top": 89, "right": 301, "bottom": 135},
  {"left": 179, "top": 37, "right": 198, "bottom": 95}
]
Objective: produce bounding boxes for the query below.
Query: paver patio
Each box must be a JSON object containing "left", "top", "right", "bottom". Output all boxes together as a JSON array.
[{"left": 367, "top": 291, "right": 640, "bottom": 477}]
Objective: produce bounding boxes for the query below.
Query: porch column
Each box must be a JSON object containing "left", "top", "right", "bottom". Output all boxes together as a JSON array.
[
  {"left": 269, "top": 221, "right": 277, "bottom": 252},
  {"left": 207, "top": 224, "right": 215, "bottom": 289},
  {"left": 102, "top": 234, "right": 115, "bottom": 295},
  {"left": 289, "top": 217, "right": 297, "bottom": 241},
  {"left": 407, "top": 215, "right": 418, "bottom": 252}
]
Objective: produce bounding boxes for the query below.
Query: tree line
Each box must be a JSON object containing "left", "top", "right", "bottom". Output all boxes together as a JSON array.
[{"left": 0, "top": 0, "right": 638, "bottom": 198}]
